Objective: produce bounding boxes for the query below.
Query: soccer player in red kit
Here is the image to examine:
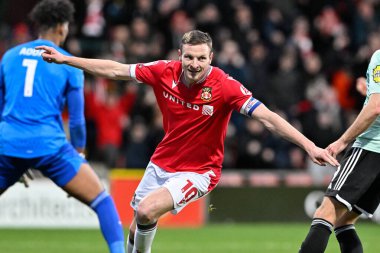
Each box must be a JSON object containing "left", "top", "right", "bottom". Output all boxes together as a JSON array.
[{"left": 37, "top": 30, "right": 339, "bottom": 253}]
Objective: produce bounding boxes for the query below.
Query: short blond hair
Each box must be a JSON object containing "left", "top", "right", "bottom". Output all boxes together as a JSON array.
[{"left": 180, "top": 30, "right": 213, "bottom": 51}]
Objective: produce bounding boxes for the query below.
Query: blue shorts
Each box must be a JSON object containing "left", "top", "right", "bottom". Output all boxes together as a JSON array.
[{"left": 0, "top": 143, "right": 86, "bottom": 189}]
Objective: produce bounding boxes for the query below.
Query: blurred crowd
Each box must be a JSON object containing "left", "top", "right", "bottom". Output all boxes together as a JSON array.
[{"left": 1, "top": 0, "right": 379, "bottom": 170}]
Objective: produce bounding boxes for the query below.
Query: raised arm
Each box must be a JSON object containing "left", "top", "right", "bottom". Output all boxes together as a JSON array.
[
  {"left": 251, "top": 104, "right": 340, "bottom": 167},
  {"left": 35, "top": 45, "right": 132, "bottom": 80}
]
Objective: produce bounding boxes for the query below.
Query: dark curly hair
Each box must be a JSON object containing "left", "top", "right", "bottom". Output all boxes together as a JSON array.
[{"left": 29, "top": 0, "right": 74, "bottom": 30}]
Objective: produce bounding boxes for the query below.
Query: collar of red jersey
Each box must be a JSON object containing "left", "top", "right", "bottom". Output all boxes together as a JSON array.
[{"left": 179, "top": 66, "right": 213, "bottom": 87}]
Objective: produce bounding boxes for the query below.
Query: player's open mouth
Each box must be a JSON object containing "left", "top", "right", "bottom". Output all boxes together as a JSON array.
[{"left": 188, "top": 69, "right": 201, "bottom": 74}]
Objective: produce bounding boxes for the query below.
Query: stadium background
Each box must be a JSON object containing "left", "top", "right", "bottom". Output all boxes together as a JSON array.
[{"left": 0, "top": 0, "right": 380, "bottom": 252}]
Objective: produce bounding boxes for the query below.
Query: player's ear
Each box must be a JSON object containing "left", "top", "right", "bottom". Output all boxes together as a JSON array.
[
  {"left": 209, "top": 52, "right": 214, "bottom": 64},
  {"left": 55, "top": 24, "right": 64, "bottom": 36},
  {"left": 57, "top": 22, "right": 68, "bottom": 36},
  {"left": 178, "top": 49, "right": 182, "bottom": 61}
]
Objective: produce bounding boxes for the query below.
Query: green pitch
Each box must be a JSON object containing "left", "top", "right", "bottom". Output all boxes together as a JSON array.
[{"left": 0, "top": 223, "right": 379, "bottom": 253}]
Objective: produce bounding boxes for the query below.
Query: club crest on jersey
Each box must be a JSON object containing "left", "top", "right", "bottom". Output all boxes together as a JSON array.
[
  {"left": 373, "top": 65, "right": 380, "bottom": 83},
  {"left": 201, "top": 87, "right": 212, "bottom": 101}
]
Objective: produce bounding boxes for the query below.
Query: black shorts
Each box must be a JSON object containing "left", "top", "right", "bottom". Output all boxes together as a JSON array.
[{"left": 326, "top": 147, "right": 380, "bottom": 216}]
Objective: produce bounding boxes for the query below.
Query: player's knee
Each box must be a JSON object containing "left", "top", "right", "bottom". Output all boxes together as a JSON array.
[
  {"left": 336, "top": 212, "right": 360, "bottom": 227},
  {"left": 314, "top": 198, "right": 335, "bottom": 220},
  {"left": 314, "top": 205, "right": 330, "bottom": 219},
  {"left": 314, "top": 197, "right": 347, "bottom": 224},
  {"left": 136, "top": 203, "right": 156, "bottom": 224}
]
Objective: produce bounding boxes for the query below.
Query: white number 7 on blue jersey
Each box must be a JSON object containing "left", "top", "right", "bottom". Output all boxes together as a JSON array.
[{"left": 22, "top": 59, "right": 38, "bottom": 97}]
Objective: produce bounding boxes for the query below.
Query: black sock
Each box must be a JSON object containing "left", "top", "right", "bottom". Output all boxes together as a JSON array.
[
  {"left": 128, "top": 236, "right": 134, "bottom": 246},
  {"left": 335, "top": 225, "right": 363, "bottom": 253},
  {"left": 136, "top": 222, "right": 157, "bottom": 231},
  {"left": 299, "top": 218, "right": 333, "bottom": 253}
]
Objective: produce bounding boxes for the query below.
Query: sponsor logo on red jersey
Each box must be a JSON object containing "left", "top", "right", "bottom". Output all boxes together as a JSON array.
[
  {"left": 163, "top": 91, "right": 200, "bottom": 110},
  {"left": 202, "top": 105, "right": 214, "bottom": 116}
]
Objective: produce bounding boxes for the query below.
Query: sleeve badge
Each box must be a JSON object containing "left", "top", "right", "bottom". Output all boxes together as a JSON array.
[{"left": 373, "top": 65, "right": 380, "bottom": 83}]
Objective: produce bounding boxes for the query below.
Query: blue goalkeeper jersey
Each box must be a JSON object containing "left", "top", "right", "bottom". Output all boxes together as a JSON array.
[{"left": 0, "top": 39, "right": 84, "bottom": 158}]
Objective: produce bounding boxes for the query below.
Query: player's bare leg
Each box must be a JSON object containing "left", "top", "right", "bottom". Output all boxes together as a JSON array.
[
  {"left": 334, "top": 212, "right": 363, "bottom": 253},
  {"left": 62, "top": 163, "right": 103, "bottom": 203},
  {"left": 314, "top": 197, "right": 347, "bottom": 224},
  {"left": 335, "top": 211, "right": 359, "bottom": 228},
  {"left": 133, "top": 187, "right": 174, "bottom": 253},
  {"left": 63, "top": 163, "right": 125, "bottom": 253},
  {"left": 137, "top": 187, "right": 174, "bottom": 223}
]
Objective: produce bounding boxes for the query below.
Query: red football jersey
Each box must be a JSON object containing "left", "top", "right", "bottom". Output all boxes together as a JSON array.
[{"left": 130, "top": 60, "right": 260, "bottom": 190}]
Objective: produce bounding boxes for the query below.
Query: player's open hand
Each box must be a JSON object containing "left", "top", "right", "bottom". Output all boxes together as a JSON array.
[
  {"left": 35, "top": 46, "right": 65, "bottom": 64},
  {"left": 309, "top": 146, "right": 340, "bottom": 167},
  {"left": 326, "top": 139, "right": 347, "bottom": 158}
]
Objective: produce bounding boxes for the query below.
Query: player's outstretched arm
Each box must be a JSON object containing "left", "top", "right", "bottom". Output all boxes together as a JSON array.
[
  {"left": 35, "top": 46, "right": 132, "bottom": 80},
  {"left": 251, "top": 104, "right": 340, "bottom": 167},
  {"left": 327, "top": 93, "right": 380, "bottom": 157}
]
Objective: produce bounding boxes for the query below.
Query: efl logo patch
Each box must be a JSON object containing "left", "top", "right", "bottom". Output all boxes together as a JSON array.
[
  {"left": 373, "top": 65, "right": 380, "bottom": 83},
  {"left": 201, "top": 87, "right": 212, "bottom": 101},
  {"left": 240, "top": 85, "right": 252, "bottom": 95},
  {"left": 202, "top": 105, "right": 214, "bottom": 116}
]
